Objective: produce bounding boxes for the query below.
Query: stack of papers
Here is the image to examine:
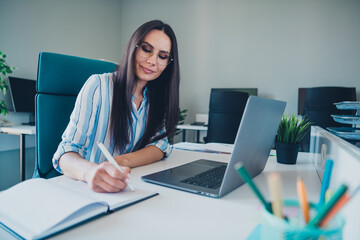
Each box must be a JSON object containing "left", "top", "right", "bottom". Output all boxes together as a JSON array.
[{"left": 173, "top": 142, "right": 234, "bottom": 154}]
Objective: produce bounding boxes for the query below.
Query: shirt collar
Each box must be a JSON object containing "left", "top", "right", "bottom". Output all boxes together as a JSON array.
[{"left": 131, "top": 85, "right": 148, "bottom": 101}]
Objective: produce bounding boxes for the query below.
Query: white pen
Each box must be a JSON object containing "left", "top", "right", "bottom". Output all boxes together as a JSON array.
[{"left": 97, "top": 141, "right": 135, "bottom": 191}]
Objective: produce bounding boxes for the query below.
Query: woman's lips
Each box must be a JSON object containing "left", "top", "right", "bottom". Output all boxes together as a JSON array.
[{"left": 141, "top": 66, "right": 155, "bottom": 74}]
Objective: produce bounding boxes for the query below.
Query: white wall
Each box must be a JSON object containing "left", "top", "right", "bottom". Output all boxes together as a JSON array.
[
  {"left": 0, "top": 0, "right": 124, "bottom": 149},
  {"left": 117, "top": 0, "right": 360, "bottom": 120},
  {"left": 0, "top": 0, "right": 124, "bottom": 79},
  {"left": 1, "top": 0, "right": 360, "bottom": 147}
]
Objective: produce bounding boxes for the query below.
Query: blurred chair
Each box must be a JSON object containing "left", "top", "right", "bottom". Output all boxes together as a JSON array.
[
  {"left": 211, "top": 88, "right": 257, "bottom": 96},
  {"left": 34, "top": 52, "right": 116, "bottom": 178},
  {"left": 298, "top": 86, "right": 356, "bottom": 152},
  {"left": 204, "top": 89, "right": 249, "bottom": 144}
]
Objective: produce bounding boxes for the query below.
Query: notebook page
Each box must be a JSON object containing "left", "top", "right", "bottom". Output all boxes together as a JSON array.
[
  {"left": 54, "top": 175, "right": 157, "bottom": 210},
  {"left": 0, "top": 178, "right": 107, "bottom": 239}
]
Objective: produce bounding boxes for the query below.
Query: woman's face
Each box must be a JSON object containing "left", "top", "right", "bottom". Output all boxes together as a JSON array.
[{"left": 135, "top": 29, "right": 172, "bottom": 83}]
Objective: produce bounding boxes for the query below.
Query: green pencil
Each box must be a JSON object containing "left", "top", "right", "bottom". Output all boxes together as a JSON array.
[
  {"left": 234, "top": 162, "right": 271, "bottom": 212},
  {"left": 307, "top": 183, "right": 348, "bottom": 228}
]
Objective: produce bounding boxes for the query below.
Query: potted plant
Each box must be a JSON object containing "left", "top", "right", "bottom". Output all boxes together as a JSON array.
[
  {"left": 0, "top": 51, "right": 16, "bottom": 116},
  {"left": 275, "top": 115, "right": 311, "bottom": 164},
  {"left": 168, "top": 108, "right": 188, "bottom": 144}
]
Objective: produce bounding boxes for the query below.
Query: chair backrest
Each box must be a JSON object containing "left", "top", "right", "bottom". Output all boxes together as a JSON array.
[
  {"left": 298, "top": 88, "right": 307, "bottom": 115},
  {"left": 205, "top": 89, "right": 249, "bottom": 144},
  {"left": 34, "top": 52, "right": 116, "bottom": 178},
  {"left": 303, "top": 87, "right": 356, "bottom": 128},
  {"left": 299, "top": 86, "right": 356, "bottom": 151},
  {"left": 211, "top": 88, "right": 258, "bottom": 96}
]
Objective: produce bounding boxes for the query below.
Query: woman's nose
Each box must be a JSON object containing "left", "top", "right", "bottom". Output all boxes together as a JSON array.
[{"left": 146, "top": 53, "right": 157, "bottom": 65}]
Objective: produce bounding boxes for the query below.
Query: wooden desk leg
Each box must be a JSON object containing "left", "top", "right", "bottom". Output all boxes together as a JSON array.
[{"left": 20, "top": 134, "right": 25, "bottom": 181}]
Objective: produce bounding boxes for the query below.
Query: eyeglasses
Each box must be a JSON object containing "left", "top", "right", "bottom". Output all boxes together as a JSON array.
[{"left": 135, "top": 42, "right": 173, "bottom": 66}]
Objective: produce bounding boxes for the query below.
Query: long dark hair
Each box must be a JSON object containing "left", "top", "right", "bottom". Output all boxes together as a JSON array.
[{"left": 110, "top": 20, "right": 180, "bottom": 152}]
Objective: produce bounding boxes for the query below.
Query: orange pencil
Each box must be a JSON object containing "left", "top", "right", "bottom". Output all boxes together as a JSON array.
[
  {"left": 319, "top": 186, "right": 359, "bottom": 227},
  {"left": 297, "top": 177, "right": 310, "bottom": 223}
]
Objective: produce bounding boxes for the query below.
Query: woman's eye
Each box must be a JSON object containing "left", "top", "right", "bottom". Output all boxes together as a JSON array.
[
  {"left": 159, "top": 53, "right": 169, "bottom": 60},
  {"left": 141, "top": 46, "right": 152, "bottom": 53}
]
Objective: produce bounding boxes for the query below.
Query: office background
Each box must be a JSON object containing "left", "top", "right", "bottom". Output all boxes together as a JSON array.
[{"left": 1, "top": 0, "right": 360, "bottom": 188}]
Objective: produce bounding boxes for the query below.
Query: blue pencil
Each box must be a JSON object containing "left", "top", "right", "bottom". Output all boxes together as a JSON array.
[{"left": 318, "top": 159, "right": 333, "bottom": 208}]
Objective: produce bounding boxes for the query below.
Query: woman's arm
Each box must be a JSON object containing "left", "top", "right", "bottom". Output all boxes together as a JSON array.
[
  {"left": 59, "top": 152, "right": 131, "bottom": 193},
  {"left": 52, "top": 75, "right": 102, "bottom": 173},
  {"left": 115, "top": 125, "right": 172, "bottom": 168},
  {"left": 114, "top": 145, "right": 164, "bottom": 168}
]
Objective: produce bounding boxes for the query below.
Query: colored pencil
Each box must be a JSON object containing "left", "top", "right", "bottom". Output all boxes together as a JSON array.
[
  {"left": 234, "top": 162, "right": 271, "bottom": 212},
  {"left": 318, "top": 159, "right": 333, "bottom": 208},
  {"left": 297, "top": 177, "right": 310, "bottom": 223},
  {"left": 268, "top": 172, "right": 284, "bottom": 219},
  {"left": 319, "top": 186, "right": 359, "bottom": 227},
  {"left": 308, "top": 184, "right": 348, "bottom": 228}
]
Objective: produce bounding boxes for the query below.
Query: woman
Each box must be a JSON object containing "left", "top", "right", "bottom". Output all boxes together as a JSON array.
[{"left": 53, "top": 20, "right": 180, "bottom": 193}]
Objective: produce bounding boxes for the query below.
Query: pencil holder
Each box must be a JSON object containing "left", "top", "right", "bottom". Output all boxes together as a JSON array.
[{"left": 261, "top": 200, "right": 345, "bottom": 240}]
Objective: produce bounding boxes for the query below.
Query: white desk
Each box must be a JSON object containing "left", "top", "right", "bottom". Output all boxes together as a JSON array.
[
  {"left": 0, "top": 125, "right": 36, "bottom": 181},
  {"left": 177, "top": 124, "right": 208, "bottom": 143},
  {"left": 47, "top": 149, "right": 321, "bottom": 240}
]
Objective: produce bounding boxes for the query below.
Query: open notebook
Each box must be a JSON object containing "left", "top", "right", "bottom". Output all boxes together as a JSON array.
[{"left": 0, "top": 176, "right": 157, "bottom": 240}]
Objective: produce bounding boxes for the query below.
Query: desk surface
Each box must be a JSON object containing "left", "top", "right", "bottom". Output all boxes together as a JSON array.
[
  {"left": 48, "top": 149, "right": 321, "bottom": 240},
  {"left": 0, "top": 125, "right": 36, "bottom": 135}
]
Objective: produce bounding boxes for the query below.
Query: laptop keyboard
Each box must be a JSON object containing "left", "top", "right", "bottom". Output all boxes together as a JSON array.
[{"left": 180, "top": 165, "right": 227, "bottom": 189}]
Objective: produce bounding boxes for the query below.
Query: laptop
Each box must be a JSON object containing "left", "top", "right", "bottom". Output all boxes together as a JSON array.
[{"left": 142, "top": 96, "right": 286, "bottom": 198}]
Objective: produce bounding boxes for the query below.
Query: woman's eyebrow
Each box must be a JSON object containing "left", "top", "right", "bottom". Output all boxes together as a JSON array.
[
  {"left": 159, "top": 50, "right": 170, "bottom": 54},
  {"left": 143, "top": 41, "right": 154, "bottom": 48},
  {"left": 143, "top": 41, "right": 170, "bottom": 54}
]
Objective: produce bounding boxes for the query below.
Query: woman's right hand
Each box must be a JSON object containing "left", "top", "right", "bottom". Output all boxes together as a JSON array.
[{"left": 85, "top": 162, "right": 131, "bottom": 193}]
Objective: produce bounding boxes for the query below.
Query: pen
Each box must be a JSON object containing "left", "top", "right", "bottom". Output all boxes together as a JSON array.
[
  {"left": 308, "top": 183, "right": 348, "bottom": 228},
  {"left": 234, "top": 162, "right": 272, "bottom": 213},
  {"left": 318, "top": 159, "right": 333, "bottom": 208},
  {"left": 297, "top": 177, "right": 310, "bottom": 223},
  {"left": 97, "top": 141, "right": 135, "bottom": 191},
  {"left": 268, "top": 172, "right": 284, "bottom": 219},
  {"left": 319, "top": 185, "right": 359, "bottom": 228}
]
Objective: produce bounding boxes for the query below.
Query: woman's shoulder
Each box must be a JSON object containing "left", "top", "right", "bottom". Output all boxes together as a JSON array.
[
  {"left": 85, "top": 72, "right": 116, "bottom": 87},
  {"left": 89, "top": 72, "right": 115, "bottom": 81},
  {"left": 78, "top": 72, "right": 115, "bottom": 97}
]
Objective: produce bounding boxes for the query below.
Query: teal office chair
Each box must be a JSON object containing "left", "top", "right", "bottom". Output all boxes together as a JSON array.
[{"left": 33, "top": 52, "right": 116, "bottom": 178}]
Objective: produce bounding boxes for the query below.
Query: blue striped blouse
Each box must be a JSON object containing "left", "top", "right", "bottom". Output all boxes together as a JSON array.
[{"left": 52, "top": 72, "right": 171, "bottom": 173}]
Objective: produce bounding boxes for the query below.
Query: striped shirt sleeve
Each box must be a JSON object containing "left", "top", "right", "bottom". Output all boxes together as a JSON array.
[
  {"left": 52, "top": 75, "right": 101, "bottom": 173},
  {"left": 146, "top": 126, "right": 172, "bottom": 158}
]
